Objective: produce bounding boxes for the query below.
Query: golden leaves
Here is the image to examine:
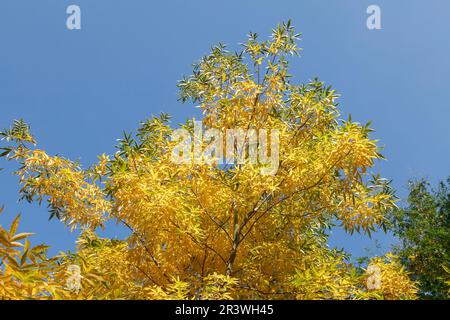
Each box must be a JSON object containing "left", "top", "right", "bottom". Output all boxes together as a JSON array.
[
  {"left": 358, "top": 254, "right": 418, "bottom": 300},
  {"left": 14, "top": 149, "right": 110, "bottom": 230},
  {"left": 0, "top": 22, "right": 415, "bottom": 300}
]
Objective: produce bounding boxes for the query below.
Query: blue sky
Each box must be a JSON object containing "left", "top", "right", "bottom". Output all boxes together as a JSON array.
[{"left": 0, "top": 0, "right": 449, "bottom": 258}]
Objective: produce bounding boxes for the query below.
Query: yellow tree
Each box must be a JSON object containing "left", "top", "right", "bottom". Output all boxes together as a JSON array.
[{"left": 0, "top": 21, "right": 417, "bottom": 300}]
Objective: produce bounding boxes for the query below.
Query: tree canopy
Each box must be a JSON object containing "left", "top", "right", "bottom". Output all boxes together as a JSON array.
[
  {"left": 0, "top": 21, "right": 418, "bottom": 300},
  {"left": 390, "top": 178, "right": 450, "bottom": 299}
]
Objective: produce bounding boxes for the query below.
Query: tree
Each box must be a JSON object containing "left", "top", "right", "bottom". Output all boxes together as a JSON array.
[
  {"left": 390, "top": 178, "right": 450, "bottom": 299},
  {"left": 0, "top": 22, "right": 417, "bottom": 300}
]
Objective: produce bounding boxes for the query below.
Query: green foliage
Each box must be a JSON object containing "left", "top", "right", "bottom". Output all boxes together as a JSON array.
[
  {"left": 0, "top": 119, "right": 36, "bottom": 171},
  {"left": 390, "top": 178, "right": 450, "bottom": 299}
]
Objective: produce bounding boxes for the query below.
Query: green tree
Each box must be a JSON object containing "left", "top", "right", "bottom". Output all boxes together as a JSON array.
[{"left": 390, "top": 178, "right": 450, "bottom": 299}]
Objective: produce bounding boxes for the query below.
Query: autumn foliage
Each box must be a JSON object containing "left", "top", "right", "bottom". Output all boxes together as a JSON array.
[{"left": 0, "top": 22, "right": 417, "bottom": 300}]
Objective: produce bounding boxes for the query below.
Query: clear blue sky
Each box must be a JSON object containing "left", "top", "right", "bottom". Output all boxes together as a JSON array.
[{"left": 0, "top": 0, "right": 449, "bottom": 258}]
